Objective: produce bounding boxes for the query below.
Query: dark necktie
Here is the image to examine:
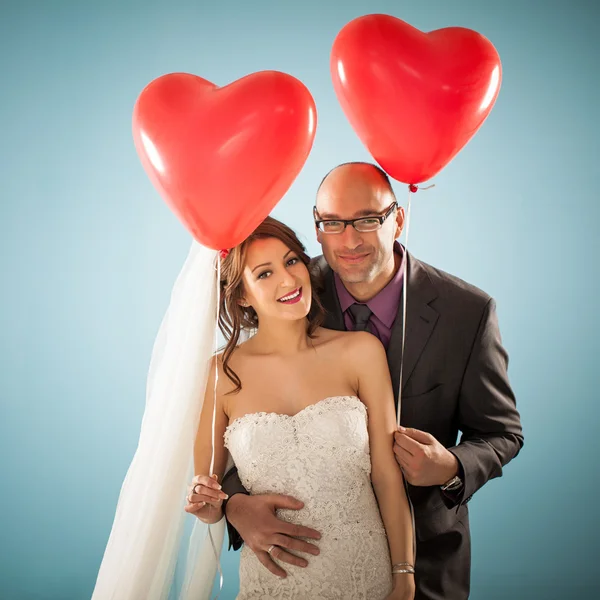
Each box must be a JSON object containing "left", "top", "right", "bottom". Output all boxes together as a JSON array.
[{"left": 348, "top": 303, "right": 373, "bottom": 333}]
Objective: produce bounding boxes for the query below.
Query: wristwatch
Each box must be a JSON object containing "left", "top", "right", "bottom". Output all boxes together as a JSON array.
[{"left": 441, "top": 474, "right": 463, "bottom": 492}]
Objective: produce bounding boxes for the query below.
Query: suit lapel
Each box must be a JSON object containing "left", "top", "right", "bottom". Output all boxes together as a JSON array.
[{"left": 387, "top": 252, "right": 439, "bottom": 404}]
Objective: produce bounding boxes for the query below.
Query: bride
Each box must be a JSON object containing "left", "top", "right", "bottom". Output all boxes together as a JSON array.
[{"left": 185, "top": 216, "right": 415, "bottom": 600}]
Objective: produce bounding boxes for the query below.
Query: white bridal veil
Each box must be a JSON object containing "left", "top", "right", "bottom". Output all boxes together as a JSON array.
[{"left": 92, "top": 240, "right": 232, "bottom": 599}]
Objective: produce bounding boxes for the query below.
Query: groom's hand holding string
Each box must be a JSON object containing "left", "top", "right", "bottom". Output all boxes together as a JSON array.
[
  {"left": 393, "top": 426, "right": 459, "bottom": 487},
  {"left": 226, "top": 494, "right": 322, "bottom": 578}
]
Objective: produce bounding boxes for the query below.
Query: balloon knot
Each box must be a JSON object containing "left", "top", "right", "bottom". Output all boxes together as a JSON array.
[
  {"left": 408, "top": 184, "right": 418, "bottom": 193},
  {"left": 219, "top": 249, "right": 230, "bottom": 259}
]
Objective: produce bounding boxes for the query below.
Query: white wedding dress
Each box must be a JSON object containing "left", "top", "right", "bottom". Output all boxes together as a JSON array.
[{"left": 224, "top": 395, "right": 393, "bottom": 600}]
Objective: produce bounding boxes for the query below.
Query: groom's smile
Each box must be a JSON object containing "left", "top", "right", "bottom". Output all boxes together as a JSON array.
[{"left": 337, "top": 251, "right": 371, "bottom": 265}]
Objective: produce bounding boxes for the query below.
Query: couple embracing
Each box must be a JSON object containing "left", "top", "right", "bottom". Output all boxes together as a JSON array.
[{"left": 185, "top": 162, "right": 524, "bottom": 600}]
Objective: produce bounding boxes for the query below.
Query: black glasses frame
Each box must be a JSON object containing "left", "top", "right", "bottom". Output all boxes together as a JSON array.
[{"left": 313, "top": 200, "right": 398, "bottom": 234}]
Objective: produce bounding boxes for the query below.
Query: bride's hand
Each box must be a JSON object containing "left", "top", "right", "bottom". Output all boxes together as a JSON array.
[{"left": 184, "top": 474, "right": 228, "bottom": 524}]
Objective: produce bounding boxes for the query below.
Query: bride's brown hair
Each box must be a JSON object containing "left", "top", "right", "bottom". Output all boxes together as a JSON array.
[{"left": 219, "top": 216, "right": 324, "bottom": 394}]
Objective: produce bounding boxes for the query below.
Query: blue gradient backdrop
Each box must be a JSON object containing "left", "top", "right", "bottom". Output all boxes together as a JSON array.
[{"left": 1, "top": 1, "right": 598, "bottom": 598}]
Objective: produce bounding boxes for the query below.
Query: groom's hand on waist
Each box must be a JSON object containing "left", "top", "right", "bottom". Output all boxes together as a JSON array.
[{"left": 226, "top": 493, "right": 322, "bottom": 578}]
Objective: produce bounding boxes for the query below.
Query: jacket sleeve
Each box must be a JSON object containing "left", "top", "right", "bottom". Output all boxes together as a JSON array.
[
  {"left": 221, "top": 465, "right": 249, "bottom": 551},
  {"left": 445, "top": 298, "right": 524, "bottom": 507}
]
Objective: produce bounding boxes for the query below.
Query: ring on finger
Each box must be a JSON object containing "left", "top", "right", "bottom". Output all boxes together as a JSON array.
[{"left": 267, "top": 545, "right": 277, "bottom": 557}]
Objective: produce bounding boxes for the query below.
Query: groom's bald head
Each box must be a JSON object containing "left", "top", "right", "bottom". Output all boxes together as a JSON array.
[{"left": 316, "top": 162, "right": 396, "bottom": 210}]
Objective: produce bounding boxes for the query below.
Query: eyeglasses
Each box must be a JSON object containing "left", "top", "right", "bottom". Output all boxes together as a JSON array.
[{"left": 313, "top": 201, "right": 398, "bottom": 234}]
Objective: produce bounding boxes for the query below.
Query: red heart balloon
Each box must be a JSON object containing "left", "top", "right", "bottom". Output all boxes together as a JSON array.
[
  {"left": 331, "top": 14, "right": 502, "bottom": 184},
  {"left": 133, "top": 71, "right": 316, "bottom": 249}
]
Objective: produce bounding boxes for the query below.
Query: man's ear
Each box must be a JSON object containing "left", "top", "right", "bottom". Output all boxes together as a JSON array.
[{"left": 394, "top": 206, "right": 405, "bottom": 240}]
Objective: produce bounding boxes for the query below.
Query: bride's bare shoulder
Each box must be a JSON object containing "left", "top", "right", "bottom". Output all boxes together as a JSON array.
[
  {"left": 212, "top": 337, "right": 261, "bottom": 381},
  {"left": 313, "top": 327, "right": 383, "bottom": 354},
  {"left": 312, "top": 326, "right": 347, "bottom": 345},
  {"left": 209, "top": 346, "right": 248, "bottom": 394}
]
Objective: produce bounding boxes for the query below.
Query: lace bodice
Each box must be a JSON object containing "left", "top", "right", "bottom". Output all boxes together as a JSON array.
[{"left": 224, "top": 396, "right": 392, "bottom": 599}]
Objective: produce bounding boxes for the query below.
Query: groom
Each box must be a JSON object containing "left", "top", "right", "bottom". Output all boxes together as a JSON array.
[{"left": 222, "top": 162, "right": 524, "bottom": 599}]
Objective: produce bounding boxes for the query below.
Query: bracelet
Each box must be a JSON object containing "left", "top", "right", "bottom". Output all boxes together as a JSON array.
[{"left": 392, "top": 562, "right": 415, "bottom": 574}]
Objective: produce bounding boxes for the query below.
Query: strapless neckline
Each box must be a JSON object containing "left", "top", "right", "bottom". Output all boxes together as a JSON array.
[{"left": 225, "top": 395, "right": 362, "bottom": 434}]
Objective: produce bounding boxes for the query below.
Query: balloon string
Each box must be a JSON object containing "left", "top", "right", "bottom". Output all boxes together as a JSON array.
[
  {"left": 397, "top": 182, "right": 435, "bottom": 567},
  {"left": 208, "top": 527, "right": 224, "bottom": 600},
  {"left": 396, "top": 181, "right": 434, "bottom": 426},
  {"left": 208, "top": 254, "right": 224, "bottom": 600},
  {"left": 397, "top": 187, "right": 412, "bottom": 428},
  {"left": 210, "top": 256, "right": 220, "bottom": 477}
]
